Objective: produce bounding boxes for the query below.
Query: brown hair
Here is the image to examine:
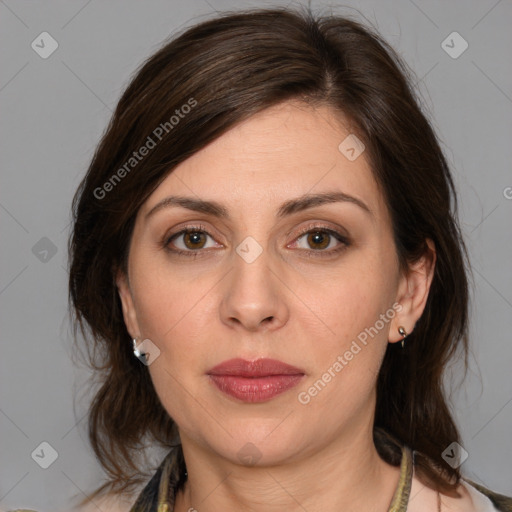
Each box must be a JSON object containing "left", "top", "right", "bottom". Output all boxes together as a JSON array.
[{"left": 68, "top": 5, "right": 470, "bottom": 506}]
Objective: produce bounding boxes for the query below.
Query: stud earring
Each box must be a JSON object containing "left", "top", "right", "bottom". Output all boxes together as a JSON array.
[
  {"left": 133, "top": 338, "right": 143, "bottom": 358},
  {"left": 398, "top": 326, "right": 407, "bottom": 348}
]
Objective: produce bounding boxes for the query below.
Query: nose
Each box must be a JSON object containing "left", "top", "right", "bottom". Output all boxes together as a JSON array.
[{"left": 219, "top": 246, "right": 289, "bottom": 332}]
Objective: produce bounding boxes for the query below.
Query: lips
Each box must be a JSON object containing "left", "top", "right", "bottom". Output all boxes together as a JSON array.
[
  {"left": 208, "top": 358, "right": 305, "bottom": 377},
  {"left": 207, "top": 358, "right": 305, "bottom": 403}
]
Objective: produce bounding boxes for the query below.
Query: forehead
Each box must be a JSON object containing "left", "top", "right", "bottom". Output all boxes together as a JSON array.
[{"left": 140, "top": 100, "right": 386, "bottom": 221}]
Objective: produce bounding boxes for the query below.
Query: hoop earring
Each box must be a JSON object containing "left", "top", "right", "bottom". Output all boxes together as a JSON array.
[{"left": 398, "top": 326, "right": 407, "bottom": 348}]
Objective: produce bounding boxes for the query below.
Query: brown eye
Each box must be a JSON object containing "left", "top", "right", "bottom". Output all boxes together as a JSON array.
[
  {"left": 306, "top": 231, "right": 331, "bottom": 250},
  {"left": 289, "top": 226, "right": 350, "bottom": 258},
  {"left": 294, "top": 229, "right": 346, "bottom": 252},
  {"left": 165, "top": 227, "right": 219, "bottom": 254},
  {"left": 182, "top": 231, "right": 207, "bottom": 249}
]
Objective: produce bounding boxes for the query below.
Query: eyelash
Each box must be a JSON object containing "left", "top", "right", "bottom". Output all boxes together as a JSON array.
[{"left": 162, "top": 223, "right": 350, "bottom": 259}]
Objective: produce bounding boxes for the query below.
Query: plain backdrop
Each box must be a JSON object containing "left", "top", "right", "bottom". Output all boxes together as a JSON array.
[{"left": 1, "top": 1, "right": 511, "bottom": 510}]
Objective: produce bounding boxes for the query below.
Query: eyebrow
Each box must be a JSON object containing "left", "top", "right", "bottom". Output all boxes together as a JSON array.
[{"left": 145, "top": 191, "right": 372, "bottom": 221}]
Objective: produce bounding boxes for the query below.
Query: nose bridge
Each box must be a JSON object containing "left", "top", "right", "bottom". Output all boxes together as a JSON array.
[
  {"left": 231, "top": 236, "right": 274, "bottom": 303},
  {"left": 220, "top": 236, "right": 287, "bottom": 330}
]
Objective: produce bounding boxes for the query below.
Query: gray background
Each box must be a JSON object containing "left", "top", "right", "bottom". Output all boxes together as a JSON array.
[{"left": 1, "top": 0, "right": 511, "bottom": 510}]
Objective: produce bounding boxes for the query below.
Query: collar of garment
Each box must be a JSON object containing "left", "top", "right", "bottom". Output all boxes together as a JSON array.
[
  {"left": 128, "top": 441, "right": 512, "bottom": 512},
  {"left": 129, "top": 443, "right": 414, "bottom": 512}
]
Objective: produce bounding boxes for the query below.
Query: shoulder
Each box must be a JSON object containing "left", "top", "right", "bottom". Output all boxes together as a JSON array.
[
  {"left": 1, "top": 496, "right": 134, "bottom": 512},
  {"left": 2, "top": 491, "right": 139, "bottom": 512},
  {"left": 71, "top": 492, "right": 136, "bottom": 512},
  {"left": 463, "top": 479, "right": 512, "bottom": 512},
  {"left": 408, "top": 472, "right": 512, "bottom": 511}
]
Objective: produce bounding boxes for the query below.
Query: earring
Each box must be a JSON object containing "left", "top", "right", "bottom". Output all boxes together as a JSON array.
[
  {"left": 398, "top": 326, "right": 407, "bottom": 348},
  {"left": 133, "top": 338, "right": 143, "bottom": 358}
]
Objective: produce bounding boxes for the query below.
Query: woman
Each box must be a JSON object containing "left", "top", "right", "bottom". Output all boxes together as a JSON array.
[{"left": 9, "top": 6, "right": 511, "bottom": 512}]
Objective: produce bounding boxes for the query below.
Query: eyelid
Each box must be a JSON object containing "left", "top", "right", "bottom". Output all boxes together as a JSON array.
[
  {"left": 163, "top": 223, "right": 219, "bottom": 247},
  {"left": 286, "top": 222, "right": 351, "bottom": 256},
  {"left": 291, "top": 221, "right": 350, "bottom": 242},
  {"left": 162, "top": 221, "right": 350, "bottom": 256}
]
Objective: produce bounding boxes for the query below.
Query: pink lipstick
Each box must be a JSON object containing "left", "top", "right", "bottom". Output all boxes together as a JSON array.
[{"left": 207, "top": 358, "right": 305, "bottom": 403}]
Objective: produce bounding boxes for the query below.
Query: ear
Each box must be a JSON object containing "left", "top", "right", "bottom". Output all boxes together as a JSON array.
[
  {"left": 115, "top": 268, "right": 141, "bottom": 340},
  {"left": 389, "top": 239, "right": 436, "bottom": 343}
]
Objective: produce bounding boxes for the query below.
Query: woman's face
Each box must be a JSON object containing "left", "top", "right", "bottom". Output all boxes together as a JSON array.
[{"left": 117, "top": 100, "right": 432, "bottom": 466}]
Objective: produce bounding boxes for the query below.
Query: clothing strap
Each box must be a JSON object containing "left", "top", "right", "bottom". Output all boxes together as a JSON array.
[
  {"left": 128, "top": 446, "right": 184, "bottom": 512},
  {"left": 387, "top": 445, "right": 414, "bottom": 512}
]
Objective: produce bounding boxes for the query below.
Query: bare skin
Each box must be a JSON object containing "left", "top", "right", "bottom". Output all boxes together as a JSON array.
[
  {"left": 408, "top": 470, "right": 478, "bottom": 512},
  {"left": 115, "top": 100, "right": 448, "bottom": 511}
]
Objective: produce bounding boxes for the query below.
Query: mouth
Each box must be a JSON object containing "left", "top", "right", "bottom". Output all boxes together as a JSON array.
[{"left": 207, "top": 358, "right": 305, "bottom": 403}]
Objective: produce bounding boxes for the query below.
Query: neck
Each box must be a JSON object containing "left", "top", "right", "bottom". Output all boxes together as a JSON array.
[{"left": 174, "top": 425, "right": 401, "bottom": 512}]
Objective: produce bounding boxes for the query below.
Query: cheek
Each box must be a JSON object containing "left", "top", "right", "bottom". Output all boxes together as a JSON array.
[
  {"left": 130, "top": 258, "right": 219, "bottom": 383},
  {"left": 301, "top": 281, "right": 390, "bottom": 379},
  {"left": 297, "top": 253, "right": 397, "bottom": 348},
  {"left": 130, "top": 256, "right": 205, "bottom": 343},
  {"left": 294, "top": 292, "right": 391, "bottom": 424},
  {"left": 292, "top": 251, "right": 397, "bottom": 404}
]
